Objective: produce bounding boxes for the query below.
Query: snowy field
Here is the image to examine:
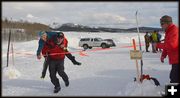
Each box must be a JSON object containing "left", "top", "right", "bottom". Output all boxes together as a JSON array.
[{"left": 2, "top": 32, "right": 170, "bottom": 96}]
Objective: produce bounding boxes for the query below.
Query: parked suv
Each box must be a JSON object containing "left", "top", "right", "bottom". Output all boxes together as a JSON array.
[{"left": 79, "top": 37, "right": 113, "bottom": 50}]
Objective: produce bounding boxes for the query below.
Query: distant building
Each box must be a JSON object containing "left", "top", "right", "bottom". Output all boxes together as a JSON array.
[
  {"left": 2, "top": 28, "right": 26, "bottom": 41},
  {"left": 2, "top": 28, "right": 25, "bottom": 34}
]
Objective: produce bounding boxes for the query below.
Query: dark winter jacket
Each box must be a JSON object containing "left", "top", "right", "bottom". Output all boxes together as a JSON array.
[{"left": 144, "top": 34, "right": 151, "bottom": 43}]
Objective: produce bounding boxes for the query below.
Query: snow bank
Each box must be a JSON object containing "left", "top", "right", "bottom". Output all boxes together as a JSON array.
[
  {"left": 2, "top": 32, "right": 167, "bottom": 96},
  {"left": 123, "top": 80, "right": 162, "bottom": 96},
  {"left": 3, "top": 66, "right": 21, "bottom": 79}
]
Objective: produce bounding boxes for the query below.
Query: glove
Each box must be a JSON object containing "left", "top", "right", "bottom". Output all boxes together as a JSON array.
[{"left": 160, "top": 56, "right": 165, "bottom": 63}]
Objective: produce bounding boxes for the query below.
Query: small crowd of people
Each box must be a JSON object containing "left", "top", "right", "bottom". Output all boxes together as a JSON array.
[{"left": 144, "top": 30, "right": 162, "bottom": 53}]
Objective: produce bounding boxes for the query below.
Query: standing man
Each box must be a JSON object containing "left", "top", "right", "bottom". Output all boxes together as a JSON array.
[
  {"left": 144, "top": 32, "right": 151, "bottom": 52},
  {"left": 156, "top": 15, "right": 179, "bottom": 83}
]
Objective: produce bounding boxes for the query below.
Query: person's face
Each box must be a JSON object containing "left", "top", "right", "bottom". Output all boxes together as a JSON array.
[
  {"left": 41, "top": 33, "right": 47, "bottom": 41},
  {"left": 160, "top": 22, "right": 168, "bottom": 30},
  {"left": 58, "top": 37, "right": 64, "bottom": 43}
]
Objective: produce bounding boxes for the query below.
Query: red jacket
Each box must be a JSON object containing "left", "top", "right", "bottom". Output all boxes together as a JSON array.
[
  {"left": 156, "top": 24, "right": 179, "bottom": 64},
  {"left": 64, "top": 37, "right": 68, "bottom": 47},
  {"left": 42, "top": 37, "right": 68, "bottom": 60}
]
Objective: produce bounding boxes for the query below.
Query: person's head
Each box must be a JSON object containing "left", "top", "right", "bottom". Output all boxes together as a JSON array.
[
  {"left": 154, "top": 30, "right": 158, "bottom": 34},
  {"left": 57, "top": 32, "right": 64, "bottom": 39},
  {"left": 38, "top": 31, "right": 47, "bottom": 41},
  {"left": 160, "top": 15, "right": 173, "bottom": 30},
  {"left": 56, "top": 32, "right": 65, "bottom": 45}
]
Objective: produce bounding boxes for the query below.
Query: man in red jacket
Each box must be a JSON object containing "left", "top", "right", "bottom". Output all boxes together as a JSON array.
[
  {"left": 156, "top": 15, "right": 179, "bottom": 83},
  {"left": 41, "top": 35, "right": 69, "bottom": 93}
]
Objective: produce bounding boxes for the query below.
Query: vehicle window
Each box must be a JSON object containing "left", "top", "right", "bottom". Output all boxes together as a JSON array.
[
  {"left": 81, "top": 38, "right": 90, "bottom": 41},
  {"left": 94, "top": 38, "right": 99, "bottom": 41},
  {"left": 97, "top": 38, "right": 103, "bottom": 41},
  {"left": 94, "top": 38, "right": 102, "bottom": 41}
]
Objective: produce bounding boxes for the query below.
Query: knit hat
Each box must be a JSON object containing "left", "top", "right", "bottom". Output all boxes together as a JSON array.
[
  {"left": 38, "top": 31, "right": 46, "bottom": 37},
  {"left": 160, "top": 15, "right": 172, "bottom": 24}
]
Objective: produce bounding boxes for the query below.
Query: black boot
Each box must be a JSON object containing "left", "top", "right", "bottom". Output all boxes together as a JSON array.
[
  {"left": 66, "top": 53, "right": 81, "bottom": 65},
  {"left": 70, "top": 56, "right": 81, "bottom": 65},
  {"left": 72, "top": 59, "right": 81, "bottom": 65},
  {"left": 65, "top": 80, "right": 69, "bottom": 87},
  {"left": 54, "top": 86, "right": 61, "bottom": 93}
]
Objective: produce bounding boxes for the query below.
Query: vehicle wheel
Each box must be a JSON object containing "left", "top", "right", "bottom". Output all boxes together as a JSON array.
[
  {"left": 89, "top": 47, "right": 92, "bottom": 49},
  {"left": 101, "top": 43, "right": 107, "bottom": 49},
  {"left": 83, "top": 44, "right": 89, "bottom": 50}
]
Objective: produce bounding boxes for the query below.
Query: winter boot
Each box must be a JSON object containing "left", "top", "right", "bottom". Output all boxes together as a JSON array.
[
  {"left": 66, "top": 53, "right": 82, "bottom": 65},
  {"left": 54, "top": 86, "right": 61, "bottom": 93},
  {"left": 71, "top": 56, "right": 81, "bottom": 65},
  {"left": 72, "top": 60, "right": 81, "bottom": 65},
  {"left": 65, "top": 80, "right": 69, "bottom": 87}
]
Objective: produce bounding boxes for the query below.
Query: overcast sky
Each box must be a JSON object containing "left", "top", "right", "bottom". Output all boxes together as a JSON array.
[{"left": 2, "top": 2, "right": 179, "bottom": 29}]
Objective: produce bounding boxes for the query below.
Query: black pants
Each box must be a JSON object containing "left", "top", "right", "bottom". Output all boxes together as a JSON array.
[
  {"left": 170, "top": 64, "right": 179, "bottom": 83},
  {"left": 49, "top": 59, "right": 69, "bottom": 88},
  {"left": 145, "top": 42, "right": 149, "bottom": 52}
]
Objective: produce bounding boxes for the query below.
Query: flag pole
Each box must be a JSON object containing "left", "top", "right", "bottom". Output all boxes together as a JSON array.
[{"left": 135, "top": 11, "right": 143, "bottom": 81}]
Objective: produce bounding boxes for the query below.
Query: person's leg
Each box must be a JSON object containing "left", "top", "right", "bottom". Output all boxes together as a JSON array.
[
  {"left": 146, "top": 43, "right": 150, "bottom": 52},
  {"left": 170, "top": 64, "right": 179, "bottom": 83},
  {"left": 147, "top": 43, "right": 150, "bottom": 52},
  {"left": 151, "top": 42, "right": 154, "bottom": 52},
  {"left": 145, "top": 43, "right": 148, "bottom": 52},
  {"left": 57, "top": 60, "right": 69, "bottom": 86},
  {"left": 65, "top": 50, "right": 81, "bottom": 65},
  {"left": 49, "top": 60, "right": 60, "bottom": 88},
  {"left": 152, "top": 43, "right": 156, "bottom": 53}
]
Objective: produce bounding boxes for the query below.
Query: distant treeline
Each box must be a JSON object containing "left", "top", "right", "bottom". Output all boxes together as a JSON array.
[
  {"left": 2, "top": 18, "right": 164, "bottom": 41},
  {"left": 2, "top": 18, "right": 50, "bottom": 41}
]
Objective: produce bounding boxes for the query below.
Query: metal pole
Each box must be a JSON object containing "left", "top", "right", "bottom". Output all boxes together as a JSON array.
[
  {"left": 7, "top": 18, "right": 13, "bottom": 67},
  {"left": 135, "top": 11, "right": 143, "bottom": 81},
  {"left": 7, "top": 29, "right": 11, "bottom": 67}
]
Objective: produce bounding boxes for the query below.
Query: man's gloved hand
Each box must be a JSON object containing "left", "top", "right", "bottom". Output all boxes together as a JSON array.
[{"left": 160, "top": 56, "right": 165, "bottom": 63}]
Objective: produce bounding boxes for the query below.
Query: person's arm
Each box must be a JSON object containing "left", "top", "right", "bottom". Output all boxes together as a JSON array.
[
  {"left": 36, "top": 39, "right": 45, "bottom": 59},
  {"left": 156, "top": 43, "right": 165, "bottom": 49},
  {"left": 160, "top": 49, "right": 167, "bottom": 63}
]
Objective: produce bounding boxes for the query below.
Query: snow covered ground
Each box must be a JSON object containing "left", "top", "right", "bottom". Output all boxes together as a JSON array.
[{"left": 2, "top": 32, "right": 169, "bottom": 96}]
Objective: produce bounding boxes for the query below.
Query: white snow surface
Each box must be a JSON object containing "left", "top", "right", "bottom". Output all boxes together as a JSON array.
[{"left": 2, "top": 32, "right": 169, "bottom": 96}]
